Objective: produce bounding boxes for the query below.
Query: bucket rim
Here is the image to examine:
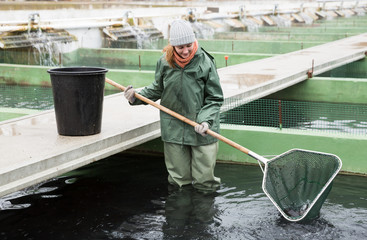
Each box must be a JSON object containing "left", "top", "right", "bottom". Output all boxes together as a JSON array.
[{"left": 47, "top": 66, "right": 108, "bottom": 75}]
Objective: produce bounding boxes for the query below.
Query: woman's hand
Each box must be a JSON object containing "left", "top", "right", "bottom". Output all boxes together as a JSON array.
[
  {"left": 195, "top": 122, "right": 209, "bottom": 136},
  {"left": 124, "top": 85, "right": 136, "bottom": 103}
]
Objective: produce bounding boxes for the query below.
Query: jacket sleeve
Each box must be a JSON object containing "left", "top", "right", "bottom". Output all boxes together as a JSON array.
[
  {"left": 196, "top": 58, "right": 224, "bottom": 127},
  {"left": 131, "top": 57, "right": 164, "bottom": 105}
]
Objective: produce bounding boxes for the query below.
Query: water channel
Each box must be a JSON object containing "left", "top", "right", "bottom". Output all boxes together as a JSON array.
[{"left": 0, "top": 154, "right": 366, "bottom": 239}]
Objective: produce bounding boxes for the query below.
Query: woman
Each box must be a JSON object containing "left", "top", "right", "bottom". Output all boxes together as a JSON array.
[{"left": 124, "top": 19, "right": 223, "bottom": 192}]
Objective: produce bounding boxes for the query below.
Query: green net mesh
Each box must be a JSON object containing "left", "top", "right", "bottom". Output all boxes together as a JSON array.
[
  {"left": 263, "top": 149, "right": 341, "bottom": 222},
  {"left": 221, "top": 98, "right": 367, "bottom": 135}
]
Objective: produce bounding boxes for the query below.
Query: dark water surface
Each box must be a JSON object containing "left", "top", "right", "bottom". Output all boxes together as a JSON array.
[{"left": 0, "top": 154, "right": 366, "bottom": 240}]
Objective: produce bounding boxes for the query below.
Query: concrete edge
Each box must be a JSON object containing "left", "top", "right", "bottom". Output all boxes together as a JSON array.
[{"left": 0, "top": 123, "right": 161, "bottom": 198}]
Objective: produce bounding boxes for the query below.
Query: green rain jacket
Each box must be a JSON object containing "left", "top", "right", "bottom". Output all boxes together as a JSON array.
[{"left": 132, "top": 46, "right": 223, "bottom": 146}]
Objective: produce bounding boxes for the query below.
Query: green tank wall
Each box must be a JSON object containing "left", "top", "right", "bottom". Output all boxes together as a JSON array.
[
  {"left": 267, "top": 76, "right": 367, "bottom": 104},
  {"left": 318, "top": 58, "right": 367, "bottom": 79}
]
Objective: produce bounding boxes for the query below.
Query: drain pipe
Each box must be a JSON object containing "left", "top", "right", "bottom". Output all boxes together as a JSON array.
[
  {"left": 239, "top": 5, "right": 246, "bottom": 20},
  {"left": 27, "top": 13, "right": 41, "bottom": 35},
  {"left": 123, "top": 11, "right": 136, "bottom": 27},
  {"left": 273, "top": 4, "right": 279, "bottom": 16}
]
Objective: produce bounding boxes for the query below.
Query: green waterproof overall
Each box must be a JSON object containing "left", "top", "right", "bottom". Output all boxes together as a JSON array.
[{"left": 132, "top": 46, "right": 224, "bottom": 191}]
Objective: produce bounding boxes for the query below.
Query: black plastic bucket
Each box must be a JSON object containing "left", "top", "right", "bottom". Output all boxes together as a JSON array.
[{"left": 47, "top": 67, "right": 108, "bottom": 136}]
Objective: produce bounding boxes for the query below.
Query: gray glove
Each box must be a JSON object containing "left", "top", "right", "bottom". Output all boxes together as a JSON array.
[
  {"left": 195, "top": 122, "right": 209, "bottom": 136},
  {"left": 124, "top": 85, "right": 136, "bottom": 103}
]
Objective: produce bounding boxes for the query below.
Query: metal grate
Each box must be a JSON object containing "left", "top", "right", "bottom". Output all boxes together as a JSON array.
[{"left": 220, "top": 98, "right": 367, "bottom": 135}]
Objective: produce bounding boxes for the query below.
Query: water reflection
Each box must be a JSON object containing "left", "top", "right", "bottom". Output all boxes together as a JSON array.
[
  {"left": 0, "top": 176, "right": 72, "bottom": 210},
  {"left": 163, "top": 186, "right": 220, "bottom": 239}
]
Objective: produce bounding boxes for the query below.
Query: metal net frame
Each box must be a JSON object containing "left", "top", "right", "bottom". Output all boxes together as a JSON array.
[{"left": 262, "top": 149, "right": 342, "bottom": 222}]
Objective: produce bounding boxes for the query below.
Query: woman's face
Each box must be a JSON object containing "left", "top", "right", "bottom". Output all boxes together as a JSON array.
[{"left": 174, "top": 43, "right": 194, "bottom": 59}]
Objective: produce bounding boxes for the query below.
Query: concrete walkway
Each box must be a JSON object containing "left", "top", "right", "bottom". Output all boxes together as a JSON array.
[{"left": 1, "top": 33, "right": 367, "bottom": 198}]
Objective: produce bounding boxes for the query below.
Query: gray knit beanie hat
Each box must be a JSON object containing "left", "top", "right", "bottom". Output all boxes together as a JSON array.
[{"left": 169, "top": 19, "right": 196, "bottom": 46}]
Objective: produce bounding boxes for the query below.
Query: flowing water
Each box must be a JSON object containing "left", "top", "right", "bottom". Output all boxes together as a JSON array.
[{"left": 0, "top": 154, "right": 366, "bottom": 240}]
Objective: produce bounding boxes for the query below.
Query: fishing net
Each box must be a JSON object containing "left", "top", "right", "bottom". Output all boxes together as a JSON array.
[{"left": 262, "top": 149, "right": 342, "bottom": 222}]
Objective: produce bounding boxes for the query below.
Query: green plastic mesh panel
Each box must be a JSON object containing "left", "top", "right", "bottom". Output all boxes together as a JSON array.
[
  {"left": 264, "top": 149, "right": 341, "bottom": 221},
  {"left": 221, "top": 98, "right": 367, "bottom": 135}
]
